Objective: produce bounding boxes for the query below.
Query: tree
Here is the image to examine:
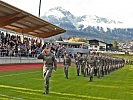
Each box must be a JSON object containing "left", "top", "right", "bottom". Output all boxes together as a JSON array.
[
  {"left": 112, "top": 40, "right": 118, "bottom": 50},
  {"left": 57, "top": 36, "right": 63, "bottom": 41},
  {"left": 69, "top": 37, "right": 86, "bottom": 42}
]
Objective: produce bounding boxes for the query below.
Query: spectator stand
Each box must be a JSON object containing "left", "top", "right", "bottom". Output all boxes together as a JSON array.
[{"left": 0, "top": 1, "right": 66, "bottom": 64}]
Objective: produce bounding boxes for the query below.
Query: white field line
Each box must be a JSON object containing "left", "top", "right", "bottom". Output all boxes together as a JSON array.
[
  {"left": 0, "top": 85, "right": 120, "bottom": 100},
  {"left": 0, "top": 94, "right": 24, "bottom": 100},
  {"left": 0, "top": 71, "right": 40, "bottom": 78}
]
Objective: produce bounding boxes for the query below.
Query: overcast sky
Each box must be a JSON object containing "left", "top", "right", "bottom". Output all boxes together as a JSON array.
[{"left": 2, "top": 0, "right": 133, "bottom": 26}]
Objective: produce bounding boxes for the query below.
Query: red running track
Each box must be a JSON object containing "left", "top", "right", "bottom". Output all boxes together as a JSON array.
[{"left": 0, "top": 63, "right": 66, "bottom": 72}]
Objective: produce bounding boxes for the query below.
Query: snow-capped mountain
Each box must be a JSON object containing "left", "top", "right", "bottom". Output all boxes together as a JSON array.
[
  {"left": 43, "top": 6, "right": 123, "bottom": 30},
  {"left": 77, "top": 15, "right": 124, "bottom": 30},
  {"left": 41, "top": 6, "right": 133, "bottom": 42},
  {"left": 45, "top": 7, "right": 75, "bottom": 19}
]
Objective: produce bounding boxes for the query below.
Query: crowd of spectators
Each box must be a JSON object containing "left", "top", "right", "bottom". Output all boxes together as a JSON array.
[
  {"left": 0, "top": 31, "right": 69, "bottom": 58},
  {"left": 0, "top": 31, "right": 44, "bottom": 57},
  {"left": 0, "top": 31, "right": 88, "bottom": 59}
]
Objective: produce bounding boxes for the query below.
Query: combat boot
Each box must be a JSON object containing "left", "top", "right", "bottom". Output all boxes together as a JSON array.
[
  {"left": 89, "top": 76, "right": 93, "bottom": 82},
  {"left": 43, "top": 91, "right": 49, "bottom": 94},
  {"left": 83, "top": 71, "right": 86, "bottom": 77},
  {"left": 44, "top": 81, "right": 49, "bottom": 95},
  {"left": 77, "top": 69, "right": 80, "bottom": 76},
  {"left": 65, "top": 70, "right": 68, "bottom": 79},
  {"left": 44, "top": 85, "right": 49, "bottom": 94}
]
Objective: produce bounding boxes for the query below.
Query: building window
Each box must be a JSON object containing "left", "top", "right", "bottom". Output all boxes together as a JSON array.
[
  {"left": 95, "top": 45, "right": 97, "bottom": 48},
  {"left": 90, "top": 45, "right": 93, "bottom": 47}
]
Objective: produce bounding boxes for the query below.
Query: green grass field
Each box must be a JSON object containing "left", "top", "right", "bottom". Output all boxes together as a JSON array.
[
  {"left": 104, "top": 54, "right": 133, "bottom": 61},
  {"left": 0, "top": 65, "right": 133, "bottom": 100}
]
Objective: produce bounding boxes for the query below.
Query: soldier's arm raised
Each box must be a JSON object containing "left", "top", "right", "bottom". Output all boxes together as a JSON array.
[
  {"left": 37, "top": 53, "right": 44, "bottom": 59},
  {"left": 37, "top": 49, "right": 46, "bottom": 59}
]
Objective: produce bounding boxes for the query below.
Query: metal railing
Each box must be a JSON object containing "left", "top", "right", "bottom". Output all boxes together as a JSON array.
[{"left": 0, "top": 49, "right": 43, "bottom": 64}]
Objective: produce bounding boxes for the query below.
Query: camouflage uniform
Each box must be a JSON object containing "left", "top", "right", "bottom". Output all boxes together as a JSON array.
[
  {"left": 96, "top": 55, "right": 101, "bottom": 78},
  {"left": 63, "top": 53, "right": 71, "bottom": 79},
  {"left": 75, "top": 54, "right": 82, "bottom": 76},
  {"left": 88, "top": 55, "right": 94, "bottom": 82},
  {"left": 104, "top": 57, "right": 108, "bottom": 75},
  {"left": 100, "top": 56, "right": 105, "bottom": 77},
  {"left": 106, "top": 57, "right": 110, "bottom": 75},
  {"left": 38, "top": 50, "right": 57, "bottom": 94},
  {"left": 93, "top": 55, "right": 97, "bottom": 76},
  {"left": 108, "top": 57, "right": 111, "bottom": 74},
  {"left": 81, "top": 54, "right": 87, "bottom": 76}
]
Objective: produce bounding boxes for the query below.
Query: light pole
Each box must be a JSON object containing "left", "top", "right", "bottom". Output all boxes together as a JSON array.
[
  {"left": 38, "top": 0, "right": 42, "bottom": 43},
  {"left": 38, "top": 0, "right": 41, "bottom": 17}
]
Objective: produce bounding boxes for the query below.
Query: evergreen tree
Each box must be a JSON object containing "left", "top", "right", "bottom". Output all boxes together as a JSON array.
[
  {"left": 112, "top": 40, "right": 118, "bottom": 50},
  {"left": 57, "top": 36, "right": 63, "bottom": 41}
]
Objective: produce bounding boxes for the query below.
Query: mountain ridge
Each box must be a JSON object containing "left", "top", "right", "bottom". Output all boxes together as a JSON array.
[{"left": 41, "top": 6, "right": 133, "bottom": 42}]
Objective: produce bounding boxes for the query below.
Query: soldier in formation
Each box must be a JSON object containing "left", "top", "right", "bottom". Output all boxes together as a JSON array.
[
  {"left": 75, "top": 52, "right": 125, "bottom": 82},
  {"left": 63, "top": 52, "right": 71, "bottom": 79},
  {"left": 37, "top": 45, "right": 57, "bottom": 94},
  {"left": 81, "top": 54, "right": 87, "bottom": 76},
  {"left": 75, "top": 53, "right": 82, "bottom": 76}
]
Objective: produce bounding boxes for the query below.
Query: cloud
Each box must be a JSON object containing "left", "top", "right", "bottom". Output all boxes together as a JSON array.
[{"left": 2, "top": 0, "right": 133, "bottom": 26}]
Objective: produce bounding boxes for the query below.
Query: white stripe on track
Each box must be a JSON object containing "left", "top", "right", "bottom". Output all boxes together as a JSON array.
[{"left": 0, "top": 71, "right": 40, "bottom": 78}]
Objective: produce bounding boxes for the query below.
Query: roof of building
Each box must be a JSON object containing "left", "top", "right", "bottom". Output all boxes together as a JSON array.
[
  {"left": 0, "top": 1, "right": 66, "bottom": 38},
  {"left": 87, "top": 39, "right": 107, "bottom": 44}
]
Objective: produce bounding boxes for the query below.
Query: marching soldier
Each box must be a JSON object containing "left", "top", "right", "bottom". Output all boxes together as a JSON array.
[
  {"left": 89, "top": 65, "right": 94, "bottom": 82},
  {"left": 75, "top": 53, "right": 82, "bottom": 76},
  {"left": 106, "top": 56, "right": 110, "bottom": 75},
  {"left": 104, "top": 56, "right": 108, "bottom": 75},
  {"left": 63, "top": 53, "right": 71, "bottom": 79},
  {"left": 93, "top": 54, "right": 97, "bottom": 76},
  {"left": 38, "top": 45, "right": 57, "bottom": 94},
  {"left": 101, "top": 56, "right": 105, "bottom": 77},
  {"left": 88, "top": 54, "right": 94, "bottom": 82},
  {"left": 96, "top": 55, "right": 101, "bottom": 78},
  {"left": 81, "top": 54, "right": 87, "bottom": 76},
  {"left": 108, "top": 57, "right": 111, "bottom": 74}
]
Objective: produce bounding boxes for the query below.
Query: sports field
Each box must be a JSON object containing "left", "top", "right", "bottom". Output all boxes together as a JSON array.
[{"left": 0, "top": 64, "right": 133, "bottom": 100}]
